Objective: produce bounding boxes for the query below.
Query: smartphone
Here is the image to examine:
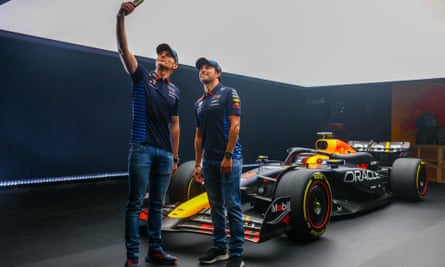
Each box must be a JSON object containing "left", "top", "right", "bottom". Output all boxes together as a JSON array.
[{"left": 133, "top": 0, "right": 144, "bottom": 7}]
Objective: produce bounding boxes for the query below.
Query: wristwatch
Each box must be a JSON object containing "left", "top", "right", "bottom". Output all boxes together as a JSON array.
[
  {"left": 173, "top": 157, "right": 179, "bottom": 163},
  {"left": 224, "top": 151, "right": 233, "bottom": 159}
]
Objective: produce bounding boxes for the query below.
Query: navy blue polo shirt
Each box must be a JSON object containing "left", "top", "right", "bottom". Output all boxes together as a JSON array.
[
  {"left": 195, "top": 83, "right": 242, "bottom": 160},
  {"left": 129, "top": 64, "right": 180, "bottom": 152}
]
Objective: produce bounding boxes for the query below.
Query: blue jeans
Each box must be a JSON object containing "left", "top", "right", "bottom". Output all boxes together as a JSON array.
[
  {"left": 202, "top": 158, "right": 244, "bottom": 256},
  {"left": 125, "top": 143, "right": 173, "bottom": 262}
]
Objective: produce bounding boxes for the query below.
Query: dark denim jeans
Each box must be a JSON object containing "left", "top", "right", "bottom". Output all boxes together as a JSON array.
[
  {"left": 202, "top": 158, "right": 244, "bottom": 256},
  {"left": 125, "top": 143, "right": 173, "bottom": 262}
]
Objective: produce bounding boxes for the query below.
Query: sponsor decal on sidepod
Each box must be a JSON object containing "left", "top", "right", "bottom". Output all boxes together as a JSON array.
[
  {"left": 264, "top": 196, "right": 292, "bottom": 225},
  {"left": 344, "top": 169, "right": 382, "bottom": 183}
]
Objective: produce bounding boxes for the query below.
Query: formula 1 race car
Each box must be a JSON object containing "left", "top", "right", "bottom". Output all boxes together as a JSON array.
[{"left": 139, "top": 133, "right": 428, "bottom": 243}]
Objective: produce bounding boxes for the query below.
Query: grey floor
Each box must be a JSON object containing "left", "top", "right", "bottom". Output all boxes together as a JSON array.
[{"left": 1, "top": 179, "right": 444, "bottom": 267}]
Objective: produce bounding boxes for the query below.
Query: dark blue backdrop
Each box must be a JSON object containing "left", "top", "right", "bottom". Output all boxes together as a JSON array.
[{"left": 0, "top": 30, "right": 392, "bottom": 181}]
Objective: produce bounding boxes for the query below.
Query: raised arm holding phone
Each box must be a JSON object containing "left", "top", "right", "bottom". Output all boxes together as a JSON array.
[{"left": 117, "top": 1, "right": 180, "bottom": 266}]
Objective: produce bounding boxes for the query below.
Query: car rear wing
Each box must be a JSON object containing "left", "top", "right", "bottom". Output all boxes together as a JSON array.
[
  {"left": 348, "top": 141, "right": 411, "bottom": 153},
  {"left": 348, "top": 141, "right": 411, "bottom": 166}
]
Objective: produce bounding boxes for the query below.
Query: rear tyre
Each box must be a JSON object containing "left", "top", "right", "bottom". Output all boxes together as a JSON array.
[
  {"left": 390, "top": 158, "right": 428, "bottom": 201},
  {"left": 168, "top": 161, "right": 205, "bottom": 204},
  {"left": 274, "top": 169, "right": 332, "bottom": 242}
]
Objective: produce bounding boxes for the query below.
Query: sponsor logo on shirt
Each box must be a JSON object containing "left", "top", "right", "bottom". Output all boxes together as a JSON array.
[
  {"left": 168, "top": 87, "right": 177, "bottom": 99},
  {"left": 232, "top": 97, "right": 240, "bottom": 109}
]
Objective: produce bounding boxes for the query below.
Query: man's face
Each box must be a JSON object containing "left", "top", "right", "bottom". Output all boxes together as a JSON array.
[
  {"left": 199, "top": 64, "right": 220, "bottom": 84},
  {"left": 156, "top": 50, "right": 178, "bottom": 70}
]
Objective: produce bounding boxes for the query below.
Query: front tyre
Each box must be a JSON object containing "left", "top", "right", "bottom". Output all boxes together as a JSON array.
[
  {"left": 390, "top": 158, "right": 428, "bottom": 201},
  {"left": 168, "top": 161, "right": 205, "bottom": 204},
  {"left": 274, "top": 169, "right": 332, "bottom": 242}
]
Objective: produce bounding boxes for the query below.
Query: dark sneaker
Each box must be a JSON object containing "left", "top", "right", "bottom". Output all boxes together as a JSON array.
[
  {"left": 124, "top": 259, "right": 139, "bottom": 267},
  {"left": 199, "top": 248, "right": 229, "bottom": 264},
  {"left": 145, "top": 250, "right": 178, "bottom": 265},
  {"left": 226, "top": 255, "right": 245, "bottom": 267}
]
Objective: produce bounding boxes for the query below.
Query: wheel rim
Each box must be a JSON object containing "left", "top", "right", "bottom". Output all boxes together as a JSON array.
[
  {"left": 417, "top": 163, "right": 428, "bottom": 197},
  {"left": 306, "top": 181, "right": 331, "bottom": 229}
]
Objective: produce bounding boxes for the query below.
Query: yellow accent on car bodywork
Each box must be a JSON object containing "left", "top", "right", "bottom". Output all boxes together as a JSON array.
[
  {"left": 168, "top": 192, "right": 210, "bottom": 219},
  {"left": 305, "top": 154, "right": 329, "bottom": 168}
]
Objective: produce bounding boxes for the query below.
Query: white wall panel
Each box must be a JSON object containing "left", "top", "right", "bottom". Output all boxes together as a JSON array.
[{"left": 1, "top": 0, "right": 445, "bottom": 86}]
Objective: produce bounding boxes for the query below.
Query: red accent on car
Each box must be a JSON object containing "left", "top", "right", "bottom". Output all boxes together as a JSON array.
[{"left": 356, "top": 163, "right": 368, "bottom": 169}]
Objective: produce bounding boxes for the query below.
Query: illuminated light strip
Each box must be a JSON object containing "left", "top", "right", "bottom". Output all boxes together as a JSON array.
[{"left": 0, "top": 172, "right": 128, "bottom": 188}]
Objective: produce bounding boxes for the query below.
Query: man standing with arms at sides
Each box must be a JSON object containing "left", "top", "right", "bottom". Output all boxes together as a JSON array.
[
  {"left": 117, "top": 2, "right": 180, "bottom": 266},
  {"left": 193, "top": 57, "right": 245, "bottom": 267}
]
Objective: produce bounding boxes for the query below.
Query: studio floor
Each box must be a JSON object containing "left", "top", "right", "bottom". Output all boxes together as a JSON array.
[{"left": 1, "top": 179, "right": 445, "bottom": 267}]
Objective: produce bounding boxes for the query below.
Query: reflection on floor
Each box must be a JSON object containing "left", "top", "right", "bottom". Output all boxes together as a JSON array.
[{"left": 1, "top": 180, "right": 444, "bottom": 267}]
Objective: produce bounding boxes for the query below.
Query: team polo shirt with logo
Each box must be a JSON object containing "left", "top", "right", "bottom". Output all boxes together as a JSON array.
[
  {"left": 130, "top": 64, "right": 180, "bottom": 153},
  {"left": 195, "top": 83, "right": 242, "bottom": 160}
]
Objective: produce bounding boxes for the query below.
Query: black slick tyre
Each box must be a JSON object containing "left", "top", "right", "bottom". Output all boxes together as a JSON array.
[
  {"left": 274, "top": 169, "right": 332, "bottom": 242},
  {"left": 390, "top": 158, "right": 428, "bottom": 201},
  {"left": 168, "top": 161, "right": 205, "bottom": 204}
]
